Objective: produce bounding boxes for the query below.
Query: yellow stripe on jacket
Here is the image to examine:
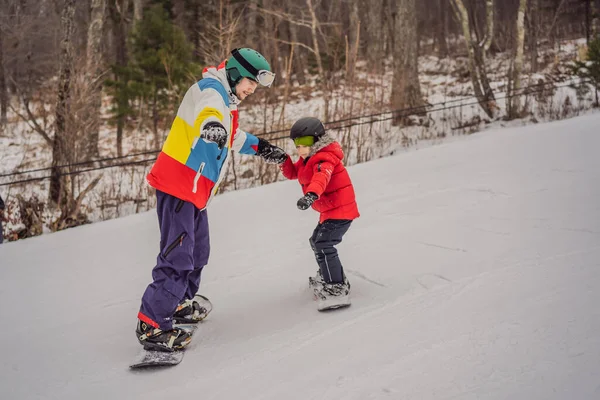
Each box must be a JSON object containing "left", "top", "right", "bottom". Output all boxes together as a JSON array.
[{"left": 162, "top": 107, "right": 225, "bottom": 165}]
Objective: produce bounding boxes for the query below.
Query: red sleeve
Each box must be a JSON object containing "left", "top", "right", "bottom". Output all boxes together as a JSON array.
[
  {"left": 305, "top": 160, "right": 335, "bottom": 197},
  {"left": 279, "top": 156, "right": 298, "bottom": 180}
]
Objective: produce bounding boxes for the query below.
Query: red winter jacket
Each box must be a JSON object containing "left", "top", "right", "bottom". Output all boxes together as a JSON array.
[{"left": 280, "top": 134, "right": 359, "bottom": 223}]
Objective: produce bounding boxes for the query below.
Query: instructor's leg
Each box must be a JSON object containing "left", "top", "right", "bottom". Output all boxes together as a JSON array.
[
  {"left": 186, "top": 209, "right": 210, "bottom": 300},
  {"left": 138, "top": 191, "right": 196, "bottom": 330}
]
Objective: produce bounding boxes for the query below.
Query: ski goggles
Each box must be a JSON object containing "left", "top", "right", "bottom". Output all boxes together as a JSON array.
[
  {"left": 293, "top": 136, "right": 315, "bottom": 147},
  {"left": 254, "top": 70, "right": 276, "bottom": 87},
  {"left": 231, "top": 48, "right": 276, "bottom": 87}
]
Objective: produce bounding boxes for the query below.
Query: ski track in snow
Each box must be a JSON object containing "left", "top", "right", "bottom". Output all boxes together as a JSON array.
[{"left": 187, "top": 246, "right": 600, "bottom": 400}]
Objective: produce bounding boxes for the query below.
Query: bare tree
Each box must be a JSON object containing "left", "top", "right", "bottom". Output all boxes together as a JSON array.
[
  {"left": 391, "top": 0, "right": 424, "bottom": 125},
  {"left": 588, "top": 0, "right": 598, "bottom": 42},
  {"left": 288, "top": 17, "right": 307, "bottom": 83},
  {"left": 189, "top": 0, "right": 201, "bottom": 61},
  {"left": 507, "top": 0, "right": 527, "bottom": 119},
  {"left": 306, "top": 0, "right": 330, "bottom": 118},
  {"left": 527, "top": 0, "right": 539, "bottom": 71},
  {"left": 306, "top": 0, "right": 325, "bottom": 78},
  {"left": 449, "top": 0, "right": 496, "bottom": 118},
  {"left": 483, "top": 0, "right": 494, "bottom": 53},
  {"left": 347, "top": 0, "right": 360, "bottom": 80},
  {"left": 133, "top": 0, "right": 142, "bottom": 23},
  {"left": 436, "top": 0, "right": 449, "bottom": 58},
  {"left": 594, "top": 0, "right": 599, "bottom": 39},
  {"left": 546, "top": 0, "right": 568, "bottom": 45},
  {"left": 0, "top": 20, "right": 7, "bottom": 127},
  {"left": 85, "top": 0, "right": 107, "bottom": 159},
  {"left": 50, "top": 0, "right": 76, "bottom": 206},
  {"left": 109, "top": 0, "right": 129, "bottom": 157},
  {"left": 364, "top": 0, "right": 386, "bottom": 68},
  {"left": 247, "top": 0, "right": 259, "bottom": 49}
]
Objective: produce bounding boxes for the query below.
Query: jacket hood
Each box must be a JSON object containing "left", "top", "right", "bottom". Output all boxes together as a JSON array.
[
  {"left": 308, "top": 132, "right": 343, "bottom": 160},
  {"left": 202, "top": 61, "right": 241, "bottom": 105}
]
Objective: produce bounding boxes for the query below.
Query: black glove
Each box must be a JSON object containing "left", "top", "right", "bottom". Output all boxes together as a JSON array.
[
  {"left": 201, "top": 122, "right": 228, "bottom": 149},
  {"left": 257, "top": 138, "right": 288, "bottom": 164},
  {"left": 297, "top": 192, "right": 318, "bottom": 210}
]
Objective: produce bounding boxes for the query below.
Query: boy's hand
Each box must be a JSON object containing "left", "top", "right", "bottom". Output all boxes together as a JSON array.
[
  {"left": 257, "top": 138, "right": 288, "bottom": 164},
  {"left": 297, "top": 192, "right": 318, "bottom": 210},
  {"left": 201, "top": 122, "right": 228, "bottom": 149}
]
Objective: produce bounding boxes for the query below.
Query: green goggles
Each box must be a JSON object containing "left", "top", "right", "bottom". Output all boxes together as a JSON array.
[{"left": 293, "top": 136, "right": 315, "bottom": 147}]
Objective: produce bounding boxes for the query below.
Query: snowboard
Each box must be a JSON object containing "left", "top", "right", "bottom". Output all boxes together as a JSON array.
[{"left": 129, "top": 294, "right": 212, "bottom": 369}]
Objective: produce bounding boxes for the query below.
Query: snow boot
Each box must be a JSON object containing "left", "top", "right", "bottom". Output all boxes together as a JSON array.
[
  {"left": 311, "top": 272, "right": 351, "bottom": 311},
  {"left": 308, "top": 269, "right": 325, "bottom": 290},
  {"left": 136, "top": 320, "right": 192, "bottom": 352}
]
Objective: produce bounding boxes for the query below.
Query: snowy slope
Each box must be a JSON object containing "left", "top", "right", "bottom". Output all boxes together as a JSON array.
[{"left": 1, "top": 114, "right": 599, "bottom": 400}]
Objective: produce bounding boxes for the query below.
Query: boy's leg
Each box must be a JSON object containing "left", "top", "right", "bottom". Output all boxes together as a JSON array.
[
  {"left": 309, "top": 219, "right": 352, "bottom": 284},
  {"left": 185, "top": 208, "right": 210, "bottom": 300},
  {"left": 138, "top": 190, "right": 196, "bottom": 331}
]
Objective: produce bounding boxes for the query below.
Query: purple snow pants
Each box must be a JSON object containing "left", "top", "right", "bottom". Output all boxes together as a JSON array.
[{"left": 138, "top": 190, "right": 210, "bottom": 330}]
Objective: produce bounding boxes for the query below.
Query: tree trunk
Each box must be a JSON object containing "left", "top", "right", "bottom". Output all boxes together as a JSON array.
[
  {"left": 0, "top": 24, "right": 7, "bottom": 127},
  {"left": 364, "top": 0, "right": 385, "bottom": 69},
  {"left": 152, "top": 90, "right": 160, "bottom": 149},
  {"left": 347, "top": 0, "right": 360, "bottom": 80},
  {"left": 590, "top": 0, "right": 598, "bottom": 41},
  {"left": 450, "top": 0, "right": 496, "bottom": 118},
  {"left": 476, "top": 0, "right": 495, "bottom": 101},
  {"left": 528, "top": 0, "right": 539, "bottom": 71},
  {"left": 437, "top": 0, "right": 449, "bottom": 58},
  {"left": 508, "top": 0, "right": 527, "bottom": 118},
  {"left": 484, "top": 0, "right": 494, "bottom": 53},
  {"left": 85, "top": 0, "right": 107, "bottom": 160},
  {"left": 191, "top": 0, "right": 201, "bottom": 61},
  {"left": 247, "top": 0, "right": 258, "bottom": 49},
  {"left": 306, "top": 0, "right": 329, "bottom": 119},
  {"left": 133, "top": 0, "right": 143, "bottom": 23},
  {"left": 50, "top": 0, "right": 76, "bottom": 206},
  {"left": 306, "top": 0, "right": 324, "bottom": 78},
  {"left": 391, "top": 0, "right": 424, "bottom": 125},
  {"left": 110, "top": 0, "right": 129, "bottom": 157},
  {"left": 289, "top": 20, "right": 306, "bottom": 84}
]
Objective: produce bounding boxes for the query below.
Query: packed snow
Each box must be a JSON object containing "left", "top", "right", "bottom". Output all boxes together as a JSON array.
[{"left": 0, "top": 113, "right": 599, "bottom": 399}]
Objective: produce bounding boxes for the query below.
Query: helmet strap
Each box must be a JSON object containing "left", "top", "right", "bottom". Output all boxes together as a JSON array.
[{"left": 226, "top": 67, "right": 241, "bottom": 95}]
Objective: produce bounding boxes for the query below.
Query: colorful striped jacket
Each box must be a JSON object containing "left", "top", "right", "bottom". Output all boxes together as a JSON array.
[{"left": 146, "top": 61, "right": 260, "bottom": 210}]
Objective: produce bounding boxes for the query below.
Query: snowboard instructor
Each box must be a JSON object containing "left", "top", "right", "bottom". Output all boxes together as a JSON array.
[{"left": 136, "top": 48, "right": 287, "bottom": 351}]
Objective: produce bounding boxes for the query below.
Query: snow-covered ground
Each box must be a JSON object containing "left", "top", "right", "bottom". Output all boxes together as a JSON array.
[{"left": 1, "top": 113, "right": 599, "bottom": 399}]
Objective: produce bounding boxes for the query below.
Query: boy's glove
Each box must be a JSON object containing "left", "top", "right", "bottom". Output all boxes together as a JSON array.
[
  {"left": 257, "top": 138, "right": 288, "bottom": 164},
  {"left": 201, "top": 122, "right": 228, "bottom": 149},
  {"left": 297, "top": 192, "right": 318, "bottom": 210}
]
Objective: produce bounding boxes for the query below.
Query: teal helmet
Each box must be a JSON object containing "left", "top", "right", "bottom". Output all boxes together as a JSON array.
[{"left": 226, "top": 48, "right": 275, "bottom": 93}]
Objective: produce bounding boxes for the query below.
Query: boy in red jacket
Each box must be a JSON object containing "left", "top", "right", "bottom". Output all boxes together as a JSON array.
[{"left": 280, "top": 117, "right": 359, "bottom": 310}]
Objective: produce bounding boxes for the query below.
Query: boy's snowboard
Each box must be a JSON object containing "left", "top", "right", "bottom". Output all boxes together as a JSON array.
[
  {"left": 316, "top": 294, "right": 351, "bottom": 311},
  {"left": 129, "top": 295, "right": 212, "bottom": 369}
]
